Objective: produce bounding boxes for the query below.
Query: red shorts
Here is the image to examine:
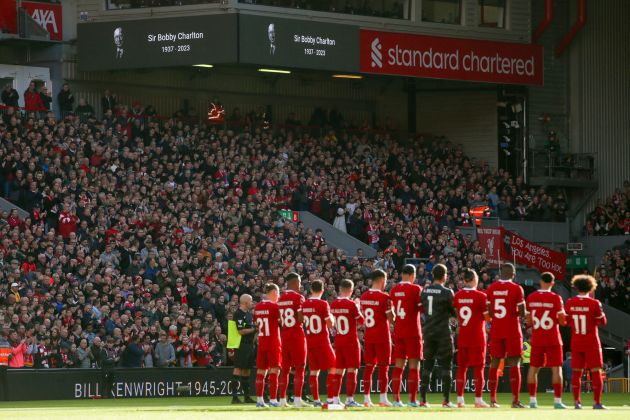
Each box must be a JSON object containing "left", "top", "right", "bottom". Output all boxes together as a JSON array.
[
  {"left": 307, "top": 343, "right": 336, "bottom": 371},
  {"left": 571, "top": 348, "right": 603, "bottom": 370},
  {"left": 257, "top": 348, "right": 282, "bottom": 370},
  {"left": 530, "top": 345, "right": 563, "bottom": 367},
  {"left": 393, "top": 336, "right": 422, "bottom": 360},
  {"left": 364, "top": 341, "right": 391, "bottom": 366},
  {"left": 490, "top": 336, "right": 523, "bottom": 359},
  {"left": 335, "top": 343, "right": 361, "bottom": 369},
  {"left": 281, "top": 336, "right": 307, "bottom": 368},
  {"left": 457, "top": 346, "right": 486, "bottom": 368}
]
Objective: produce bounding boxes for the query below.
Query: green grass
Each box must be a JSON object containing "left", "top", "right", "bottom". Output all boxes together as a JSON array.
[{"left": 0, "top": 393, "right": 627, "bottom": 419}]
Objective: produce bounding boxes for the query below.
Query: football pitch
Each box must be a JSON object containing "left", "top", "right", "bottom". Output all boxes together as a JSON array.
[{"left": 0, "top": 394, "right": 628, "bottom": 419}]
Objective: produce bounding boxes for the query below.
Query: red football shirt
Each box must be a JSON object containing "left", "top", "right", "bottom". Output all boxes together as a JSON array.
[
  {"left": 566, "top": 295, "right": 607, "bottom": 351},
  {"left": 253, "top": 300, "right": 281, "bottom": 350},
  {"left": 360, "top": 289, "right": 392, "bottom": 344},
  {"left": 278, "top": 290, "right": 306, "bottom": 341},
  {"left": 390, "top": 282, "right": 422, "bottom": 338},
  {"left": 330, "top": 297, "right": 363, "bottom": 347},
  {"left": 302, "top": 297, "right": 333, "bottom": 347},
  {"left": 453, "top": 288, "right": 488, "bottom": 347},
  {"left": 526, "top": 289, "right": 565, "bottom": 347},
  {"left": 487, "top": 280, "right": 524, "bottom": 339}
]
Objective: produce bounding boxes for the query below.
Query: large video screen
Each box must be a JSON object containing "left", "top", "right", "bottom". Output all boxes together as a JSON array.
[
  {"left": 239, "top": 15, "right": 359, "bottom": 72},
  {"left": 78, "top": 14, "right": 237, "bottom": 71}
]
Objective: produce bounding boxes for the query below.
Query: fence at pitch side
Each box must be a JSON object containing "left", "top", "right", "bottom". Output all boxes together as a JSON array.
[{"left": 4, "top": 366, "right": 550, "bottom": 401}]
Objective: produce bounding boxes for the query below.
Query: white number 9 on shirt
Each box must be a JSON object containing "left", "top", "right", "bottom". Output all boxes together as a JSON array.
[{"left": 459, "top": 306, "right": 472, "bottom": 326}]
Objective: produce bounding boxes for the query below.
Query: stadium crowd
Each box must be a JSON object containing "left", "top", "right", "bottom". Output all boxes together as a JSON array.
[
  {"left": 585, "top": 182, "right": 630, "bottom": 236},
  {"left": 0, "top": 88, "right": 577, "bottom": 369},
  {"left": 593, "top": 241, "right": 630, "bottom": 314}
]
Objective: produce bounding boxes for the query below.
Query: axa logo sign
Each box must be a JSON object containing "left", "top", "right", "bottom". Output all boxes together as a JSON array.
[
  {"left": 31, "top": 8, "right": 59, "bottom": 34},
  {"left": 370, "top": 37, "right": 382, "bottom": 68}
]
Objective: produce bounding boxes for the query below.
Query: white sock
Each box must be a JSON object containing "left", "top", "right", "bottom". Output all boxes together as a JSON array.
[
  {"left": 294, "top": 396, "right": 302, "bottom": 403},
  {"left": 554, "top": 397, "right": 562, "bottom": 403},
  {"left": 257, "top": 397, "right": 264, "bottom": 403},
  {"left": 364, "top": 395, "right": 371, "bottom": 403},
  {"left": 475, "top": 397, "right": 483, "bottom": 404},
  {"left": 347, "top": 396, "right": 354, "bottom": 402},
  {"left": 530, "top": 397, "right": 537, "bottom": 404},
  {"left": 457, "top": 396, "right": 465, "bottom": 404},
  {"left": 333, "top": 396, "right": 340, "bottom": 404},
  {"left": 279, "top": 398, "right": 286, "bottom": 404},
  {"left": 270, "top": 399, "right": 278, "bottom": 403},
  {"left": 380, "top": 393, "right": 388, "bottom": 402}
]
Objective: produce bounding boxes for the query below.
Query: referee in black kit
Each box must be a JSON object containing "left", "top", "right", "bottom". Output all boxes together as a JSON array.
[{"left": 232, "top": 294, "right": 256, "bottom": 404}]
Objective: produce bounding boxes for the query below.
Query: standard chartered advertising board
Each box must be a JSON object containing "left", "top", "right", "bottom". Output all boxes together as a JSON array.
[{"left": 78, "top": 14, "right": 359, "bottom": 72}]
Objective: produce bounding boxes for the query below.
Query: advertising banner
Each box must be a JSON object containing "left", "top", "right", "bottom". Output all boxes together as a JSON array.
[
  {"left": 0, "top": 1, "right": 62, "bottom": 41},
  {"left": 477, "top": 227, "right": 567, "bottom": 280},
  {"left": 23, "top": 1, "right": 63, "bottom": 41},
  {"left": 477, "top": 226, "right": 503, "bottom": 267},
  {"left": 360, "top": 29, "right": 544, "bottom": 85},
  {"left": 77, "top": 14, "right": 237, "bottom": 71},
  {"left": 6, "top": 366, "right": 542, "bottom": 400},
  {"left": 239, "top": 14, "right": 359, "bottom": 72}
]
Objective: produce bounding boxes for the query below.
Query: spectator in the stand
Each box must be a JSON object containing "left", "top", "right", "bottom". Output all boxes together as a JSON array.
[
  {"left": 39, "top": 87, "right": 53, "bottom": 111},
  {"left": 586, "top": 182, "right": 630, "bottom": 236},
  {"left": 1, "top": 84, "right": 19, "bottom": 107},
  {"left": 333, "top": 207, "right": 347, "bottom": 233},
  {"left": 76, "top": 338, "right": 92, "bottom": 368},
  {"left": 75, "top": 98, "right": 95, "bottom": 120},
  {"left": 57, "top": 83, "right": 74, "bottom": 114},
  {"left": 8, "top": 333, "right": 29, "bottom": 368},
  {"left": 176, "top": 335, "right": 193, "bottom": 367},
  {"left": 122, "top": 335, "right": 144, "bottom": 368},
  {"left": 101, "top": 90, "right": 116, "bottom": 114},
  {"left": 155, "top": 333, "right": 175, "bottom": 367},
  {"left": 23, "top": 81, "right": 45, "bottom": 112},
  {"left": 210, "top": 326, "right": 226, "bottom": 366},
  {"left": 593, "top": 241, "right": 630, "bottom": 313}
]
